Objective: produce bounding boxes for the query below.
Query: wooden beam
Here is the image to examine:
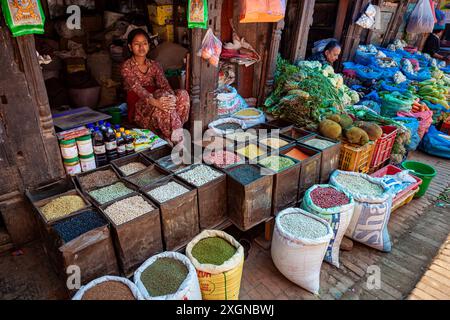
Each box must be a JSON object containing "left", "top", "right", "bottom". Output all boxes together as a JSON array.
[
  {"left": 335, "top": 0, "right": 351, "bottom": 41},
  {"left": 290, "top": 0, "right": 316, "bottom": 62},
  {"left": 264, "top": 20, "right": 285, "bottom": 100}
]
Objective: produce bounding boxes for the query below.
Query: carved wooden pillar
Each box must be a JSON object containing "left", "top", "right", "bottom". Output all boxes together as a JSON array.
[
  {"left": 264, "top": 20, "right": 285, "bottom": 100},
  {"left": 290, "top": 0, "right": 316, "bottom": 62}
]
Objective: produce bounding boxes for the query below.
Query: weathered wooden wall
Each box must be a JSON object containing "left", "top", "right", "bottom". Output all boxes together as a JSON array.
[{"left": 0, "top": 25, "right": 65, "bottom": 245}]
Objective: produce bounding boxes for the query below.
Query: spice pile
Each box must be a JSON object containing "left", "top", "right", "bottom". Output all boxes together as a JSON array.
[
  {"left": 225, "top": 131, "right": 257, "bottom": 142},
  {"left": 140, "top": 257, "right": 188, "bottom": 297},
  {"left": 53, "top": 210, "right": 106, "bottom": 243},
  {"left": 104, "top": 195, "right": 154, "bottom": 225},
  {"left": 285, "top": 148, "right": 310, "bottom": 161},
  {"left": 234, "top": 108, "right": 261, "bottom": 117},
  {"left": 280, "top": 213, "right": 329, "bottom": 239},
  {"left": 334, "top": 173, "right": 384, "bottom": 196},
  {"left": 78, "top": 169, "right": 119, "bottom": 191},
  {"left": 89, "top": 182, "right": 133, "bottom": 205},
  {"left": 215, "top": 123, "right": 242, "bottom": 131},
  {"left": 81, "top": 281, "right": 136, "bottom": 300},
  {"left": 236, "top": 144, "right": 266, "bottom": 160},
  {"left": 310, "top": 187, "right": 350, "bottom": 209},
  {"left": 259, "top": 137, "right": 290, "bottom": 149},
  {"left": 177, "top": 165, "right": 224, "bottom": 187},
  {"left": 40, "top": 195, "right": 86, "bottom": 222},
  {"left": 203, "top": 150, "right": 242, "bottom": 168},
  {"left": 118, "top": 162, "right": 147, "bottom": 176},
  {"left": 148, "top": 181, "right": 190, "bottom": 203},
  {"left": 191, "top": 237, "right": 237, "bottom": 265},
  {"left": 227, "top": 165, "right": 261, "bottom": 184},
  {"left": 128, "top": 168, "right": 167, "bottom": 187},
  {"left": 303, "top": 138, "right": 335, "bottom": 150},
  {"left": 258, "top": 156, "right": 295, "bottom": 172}
]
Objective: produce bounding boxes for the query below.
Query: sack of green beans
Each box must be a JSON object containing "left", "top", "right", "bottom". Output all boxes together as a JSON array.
[
  {"left": 330, "top": 170, "right": 394, "bottom": 252},
  {"left": 133, "top": 252, "right": 202, "bottom": 300},
  {"left": 302, "top": 184, "right": 355, "bottom": 268},
  {"left": 72, "top": 276, "right": 143, "bottom": 300},
  {"left": 271, "top": 208, "right": 333, "bottom": 294},
  {"left": 186, "top": 230, "right": 244, "bottom": 300}
]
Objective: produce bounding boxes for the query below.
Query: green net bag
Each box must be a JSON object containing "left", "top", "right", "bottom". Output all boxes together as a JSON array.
[
  {"left": 1, "top": 0, "right": 46, "bottom": 37},
  {"left": 188, "top": 0, "right": 208, "bottom": 29},
  {"left": 380, "top": 91, "right": 414, "bottom": 117}
]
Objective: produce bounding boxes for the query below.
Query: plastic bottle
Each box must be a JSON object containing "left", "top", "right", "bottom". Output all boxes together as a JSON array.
[
  {"left": 105, "top": 123, "right": 118, "bottom": 161},
  {"left": 99, "top": 120, "right": 107, "bottom": 135},
  {"left": 114, "top": 124, "right": 121, "bottom": 133},
  {"left": 116, "top": 132, "right": 126, "bottom": 158},
  {"left": 86, "top": 123, "right": 95, "bottom": 135},
  {"left": 124, "top": 130, "right": 135, "bottom": 155},
  {"left": 93, "top": 127, "right": 108, "bottom": 167}
]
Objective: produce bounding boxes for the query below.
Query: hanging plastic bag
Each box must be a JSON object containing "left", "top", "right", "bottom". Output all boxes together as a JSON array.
[
  {"left": 197, "top": 28, "right": 222, "bottom": 67},
  {"left": 356, "top": 4, "right": 378, "bottom": 29},
  {"left": 1, "top": 0, "right": 46, "bottom": 37},
  {"left": 240, "top": 0, "right": 286, "bottom": 23},
  {"left": 188, "top": 0, "right": 208, "bottom": 29},
  {"left": 406, "top": 0, "right": 435, "bottom": 34}
]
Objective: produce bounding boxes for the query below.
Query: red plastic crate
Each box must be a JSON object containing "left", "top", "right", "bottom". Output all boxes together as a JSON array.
[
  {"left": 440, "top": 117, "right": 450, "bottom": 135},
  {"left": 370, "top": 164, "right": 422, "bottom": 202},
  {"left": 370, "top": 126, "right": 398, "bottom": 167}
]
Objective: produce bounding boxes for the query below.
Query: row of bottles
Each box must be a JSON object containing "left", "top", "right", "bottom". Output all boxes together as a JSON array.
[{"left": 87, "top": 121, "right": 135, "bottom": 167}]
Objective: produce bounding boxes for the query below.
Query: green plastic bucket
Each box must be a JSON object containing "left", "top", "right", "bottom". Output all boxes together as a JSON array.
[
  {"left": 108, "top": 107, "right": 122, "bottom": 125},
  {"left": 401, "top": 160, "right": 437, "bottom": 198}
]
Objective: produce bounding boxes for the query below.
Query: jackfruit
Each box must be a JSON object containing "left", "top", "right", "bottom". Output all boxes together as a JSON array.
[
  {"left": 319, "top": 119, "right": 342, "bottom": 140},
  {"left": 327, "top": 114, "right": 341, "bottom": 123},
  {"left": 345, "top": 127, "right": 369, "bottom": 145},
  {"left": 339, "top": 114, "right": 354, "bottom": 129},
  {"left": 354, "top": 121, "right": 383, "bottom": 141}
]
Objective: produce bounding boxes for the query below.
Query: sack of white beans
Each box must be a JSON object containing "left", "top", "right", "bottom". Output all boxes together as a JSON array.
[
  {"left": 330, "top": 170, "right": 394, "bottom": 252},
  {"left": 271, "top": 208, "right": 333, "bottom": 294},
  {"left": 302, "top": 184, "right": 355, "bottom": 268}
]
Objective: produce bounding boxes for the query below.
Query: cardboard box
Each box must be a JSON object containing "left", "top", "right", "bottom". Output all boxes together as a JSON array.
[
  {"left": 148, "top": 4, "right": 173, "bottom": 26},
  {"left": 152, "top": 23, "right": 174, "bottom": 42}
]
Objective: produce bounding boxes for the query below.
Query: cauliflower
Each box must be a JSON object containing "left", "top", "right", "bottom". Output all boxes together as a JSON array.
[
  {"left": 387, "top": 44, "right": 396, "bottom": 51},
  {"left": 393, "top": 71, "right": 407, "bottom": 84},
  {"left": 376, "top": 51, "right": 387, "bottom": 58},
  {"left": 349, "top": 90, "right": 360, "bottom": 104},
  {"left": 322, "top": 65, "right": 335, "bottom": 77}
]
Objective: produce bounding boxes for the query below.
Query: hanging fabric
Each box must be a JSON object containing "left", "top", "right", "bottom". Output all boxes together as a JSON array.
[{"left": 240, "top": 0, "right": 286, "bottom": 23}]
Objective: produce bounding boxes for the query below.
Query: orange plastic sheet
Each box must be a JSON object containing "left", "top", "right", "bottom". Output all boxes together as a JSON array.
[{"left": 240, "top": 0, "right": 286, "bottom": 23}]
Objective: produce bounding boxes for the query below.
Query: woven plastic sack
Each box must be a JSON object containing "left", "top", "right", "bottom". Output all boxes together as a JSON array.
[
  {"left": 188, "top": 0, "right": 208, "bottom": 29},
  {"left": 216, "top": 85, "right": 242, "bottom": 117},
  {"left": 419, "top": 125, "right": 450, "bottom": 159},
  {"left": 393, "top": 116, "right": 421, "bottom": 150},
  {"left": 72, "top": 276, "right": 144, "bottom": 300},
  {"left": 240, "top": 0, "right": 286, "bottom": 23},
  {"left": 271, "top": 208, "right": 333, "bottom": 294},
  {"left": 380, "top": 92, "right": 414, "bottom": 117},
  {"left": 1, "top": 0, "right": 46, "bottom": 37},
  {"left": 208, "top": 117, "right": 247, "bottom": 136},
  {"left": 186, "top": 230, "right": 244, "bottom": 300},
  {"left": 406, "top": 0, "right": 435, "bottom": 34},
  {"left": 134, "top": 251, "right": 202, "bottom": 300},
  {"left": 330, "top": 171, "right": 393, "bottom": 252},
  {"left": 232, "top": 107, "right": 265, "bottom": 128},
  {"left": 397, "top": 110, "right": 433, "bottom": 139},
  {"left": 302, "top": 185, "right": 355, "bottom": 268}
]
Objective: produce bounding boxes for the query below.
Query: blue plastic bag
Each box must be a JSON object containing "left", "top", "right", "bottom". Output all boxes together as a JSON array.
[
  {"left": 355, "top": 65, "right": 383, "bottom": 81},
  {"left": 393, "top": 116, "right": 421, "bottom": 151},
  {"left": 354, "top": 50, "right": 376, "bottom": 66},
  {"left": 403, "top": 69, "right": 431, "bottom": 81},
  {"left": 379, "top": 81, "right": 410, "bottom": 94},
  {"left": 419, "top": 125, "right": 450, "bottom": 159}
]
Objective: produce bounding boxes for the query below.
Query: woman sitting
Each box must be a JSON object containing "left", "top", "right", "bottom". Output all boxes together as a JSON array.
[
  {"left": 121, "top": 28, "right": 189, "bottom": 144},
  {"left": 308, "top": 40, "right": 341, "bottom": 67}
]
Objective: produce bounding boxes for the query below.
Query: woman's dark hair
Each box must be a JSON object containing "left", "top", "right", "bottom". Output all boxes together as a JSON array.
[
  {"left": 324, "top": 40, "right": 341, "bottom": 52},
  {"left": 127, "top": 28, "right": 151, "bottom": 45}
]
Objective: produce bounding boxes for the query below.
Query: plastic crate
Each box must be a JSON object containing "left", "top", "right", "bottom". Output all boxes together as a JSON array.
[
  {"left": 440, "top": 117, "right": 450, "bottom": 135},
  {"left": 370, "top": 164, "right": 422, "bottom": 209},
  {"left": 339, "top": 141, "right": 375, "bottom": 173},
  {"left": 370, "top": 126, "right": 398, "bottom": 168}
]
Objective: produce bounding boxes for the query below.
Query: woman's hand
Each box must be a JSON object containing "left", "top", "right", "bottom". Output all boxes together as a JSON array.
[{"left": 148, "top": 96, "right": 174, "bottom": 112}]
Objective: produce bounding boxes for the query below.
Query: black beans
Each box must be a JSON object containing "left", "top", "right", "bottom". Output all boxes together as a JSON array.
[{"left": 53, "top": 210, "right": 107, "bottom": 243}]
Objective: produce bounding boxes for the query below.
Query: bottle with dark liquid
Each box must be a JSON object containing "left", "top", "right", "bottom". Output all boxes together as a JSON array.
[
  {"left": 116, "top": 132, "right": 126, "bottom": 158},
  {"left": 124, "top": 130, "right": 135, "bottom": 155},
  {"left": 93, "top": 127, "right": 108, "bottom": 167},
  {"left": 104, "top": 123, "right": 118, "bottom": 161}
]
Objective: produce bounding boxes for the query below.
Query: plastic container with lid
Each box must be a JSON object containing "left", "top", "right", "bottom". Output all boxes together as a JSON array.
[
  {"left": 80, "top": 153, "right": 97, "bottom": 172},
  {"left": 64, "top": 156, "right": 82, "bottom": 175},
  {"left": 76, "top": 135, "right": 94, "bottom": 156},
  {"left": 60, "top": 139, "right": 78, "bottom": 160}
]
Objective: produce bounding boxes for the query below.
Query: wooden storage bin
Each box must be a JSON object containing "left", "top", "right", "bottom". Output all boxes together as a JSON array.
[
  {"left": 84, "top": 179, "right": 138, "bottom": 207},
  {"left": 257, "top": 154, "right": 301, "bottom": 215},
  {"left": 176, "top": 164, "right": 228, "bottom": 230},
  {"left": 111, "top": 153, "right": 153, "bottom": 177},
  {"left": 280, "top": 144, "right": 321, "bottom": 200},
  {"left": 40, "top": 209, "right": 119, "bottom": 294},
  {"left": 142, "top": 144, "right": 173, "bottom": 161},
  {"left": 224, "top": 164, "right": 273, "bottom": 231},
  {"left": 280, "top": 127, "right": 315, "bottom": 141},
  {"left": 299, "top": 135, "right": 341, "bottom": 183},
  {"left": 144, "top": 177, "right": 199, "bottom": 251},
  {"left": 100, "top": 193, "right": 163, "bottom": 276},
  {"left": 124, "top": 164, "right": 172, "bottom": 189},
  {"left": 75, "top": 165, "right": 121, "bottom": 193},
  {"left": 25, "top": 177, "right": 77, "bottom": 203},
  {"left": 267, "top": 119, "right": 294, "bottom": 131}
]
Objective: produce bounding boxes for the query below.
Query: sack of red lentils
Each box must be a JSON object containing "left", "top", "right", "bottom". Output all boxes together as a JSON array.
[
  {"left": 302, "top": 184, "right": 355, "bottom": 268},
  {"left": 1, "top": 0, "right": 46, "bottom": 37},
  {"left": 330, "top": 170, "right": 394, "bottom": 252},
  {"left": 72, "top": 276, "right": 143, "bottom": 300},
  {"left": 133, "top": 251, "right": 202, "bottom": 300}
]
